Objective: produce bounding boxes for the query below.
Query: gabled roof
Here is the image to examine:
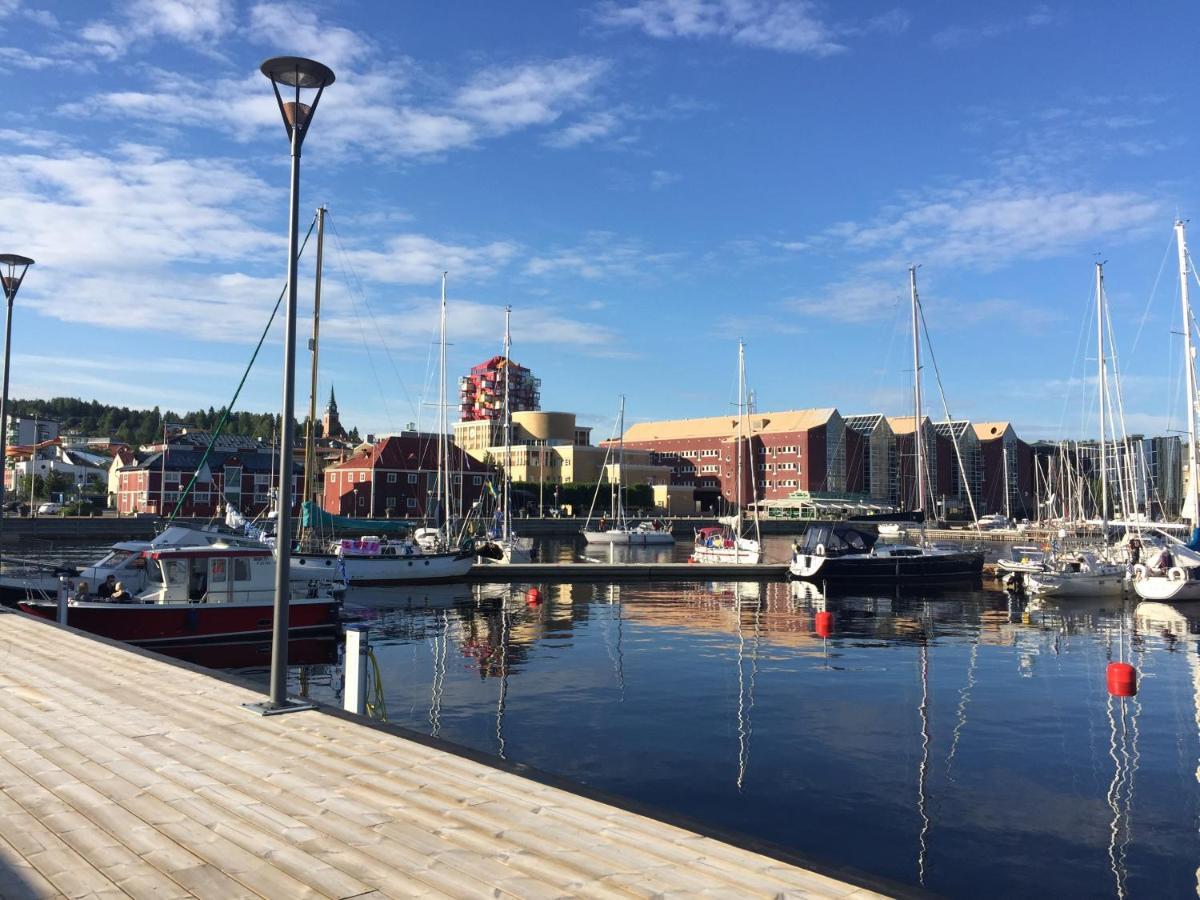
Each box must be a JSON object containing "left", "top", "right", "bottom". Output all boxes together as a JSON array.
[
  {"left": 886, "top": 415, "right": 932, "bottom": 436},
  {"left": 844, "top": 413, "right": 888, "bottom": 435},
  {"left": 621, "top": 408, "right": 838, "bottom": 443},
  {"left": 933, "top": 420, "right": 974, "bottom": 441},
  {"left": 973, "top": 421, "right": 1012, "bottom": 441}
]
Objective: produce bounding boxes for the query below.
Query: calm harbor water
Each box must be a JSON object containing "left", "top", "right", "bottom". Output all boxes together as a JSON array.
[{"left": 22, "top": 537, "right": 1200, "bottom": 896}]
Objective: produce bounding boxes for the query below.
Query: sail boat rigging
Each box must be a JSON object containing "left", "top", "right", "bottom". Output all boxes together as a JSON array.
[
  {"left": 694, "top": 341, "right": 762, "bottom": 564},
  {"left": 582, "top": 396, "right": 675, "bottom": 545},
  {"left": 475, "top": 306, "right": 534, "bottom": 564},
  {"left": 789, "top": 267, "right": 984, "bottom": 583}
]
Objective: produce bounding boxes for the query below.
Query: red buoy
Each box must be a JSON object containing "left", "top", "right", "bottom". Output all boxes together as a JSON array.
[
  {"left": 525, "top": 587, "right": 543, "bottom": 605},
  {"left": 1107, "top": 662, "right": 1137, "bottom": 697},
  {"left": 815, "top": 610, "right": 834, "bottom": 638}
]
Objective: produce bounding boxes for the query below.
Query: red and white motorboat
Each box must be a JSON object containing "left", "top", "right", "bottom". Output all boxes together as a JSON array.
[{"left": 19, "top": 544, "right": 342, "bottom": 645}]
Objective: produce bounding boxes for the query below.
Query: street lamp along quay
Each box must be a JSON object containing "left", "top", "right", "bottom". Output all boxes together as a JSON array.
[
  {"left": 0, "top": 254, "right": 34, "bottom": 541},
  {"left": 246, "top": 57, "right": 334, "bottom": 717}
]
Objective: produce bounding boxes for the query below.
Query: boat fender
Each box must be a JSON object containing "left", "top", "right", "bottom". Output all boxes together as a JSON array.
[
  {"left": 1132, "top": 564, "right": 1147, "bottom": 581},
  {"left": 815, "top": 544, "right": 825, "bottom": 557},
  {"left": 1169, "top": 566, "right": 1186, "bottom": 582}
]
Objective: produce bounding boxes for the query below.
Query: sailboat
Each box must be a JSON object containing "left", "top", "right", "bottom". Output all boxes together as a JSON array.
[
  {"left": 789, "top": 266, "right": 983, "bottom": 583},
  {"left": 1134, "top": 220, "right": 1200, "bottom": 601},
  {"left": 582, "top": 396, "right": 675, "bottom": 545},
  {"left": 1029, "top": 261, "right": 1126, "bottom": 598},
  {"left": 693, "top": 341, "right": 761, "bottom": 564},
  {"left": 475, "top": 306, "right": 534, "bottom": 564},
  {"left": 291, "top": 267, "right": 473, "bottom": 585}
]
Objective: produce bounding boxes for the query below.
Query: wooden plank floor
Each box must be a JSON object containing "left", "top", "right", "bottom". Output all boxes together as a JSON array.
[{"left": 0, "top": 611, "right": 890, "bottom": 899}]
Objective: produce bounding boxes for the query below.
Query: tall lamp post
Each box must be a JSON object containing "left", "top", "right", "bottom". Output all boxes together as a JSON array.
[
  {"left": 0, "top": 254, "right": 34, "bottom": 541},
  {"left": 250, "top": 57, "right": 334, "bottom": 716}
]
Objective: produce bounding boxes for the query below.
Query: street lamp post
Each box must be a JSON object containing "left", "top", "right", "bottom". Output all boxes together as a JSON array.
[
  {"left": 250, "top": 57, "right": 334, "bottom": 716},
  {"left": 0, "top": 254, "right": 33, "bottom": 540}
]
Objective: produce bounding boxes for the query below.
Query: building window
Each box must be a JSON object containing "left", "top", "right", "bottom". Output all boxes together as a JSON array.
[
  {"left": 473, "top": 476, "right": 482, "bottom": 485},
  {"left": 408, "top": 473, "right": 418, "bottom": 484},
  {"left": 387, "top": 473, "right": 397, "bottom": 483},
  {"left": 329, "top": 472, "right": 337, "bottom": 483},
  {"left": 407, "top": 497, "right": 417, "bottom": 508},
  {"left": 359, "top": 473, "right": 366, "bottom": 482},
  {"left": 386, "top": 496, "right": 397, "bottom": 508},
  {"left": 358, "top": 495, "right": 366, "bottom": 507}
]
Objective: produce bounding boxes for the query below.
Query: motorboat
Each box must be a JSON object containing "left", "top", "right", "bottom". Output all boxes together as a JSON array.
[
  {"left": 0, "top": 523, "right": 275, "bottom": 606},
  {"left": 788, "top": 522, "right": 984, "bottom": 583},
  {"left": 995, "top": 544, "right": 1049, "bottom": 592},
  {"left": 974, "top": 513, "right": 1011, "bottom": 531},
  {"left": 19, "top": 543, "right": 342, "bottom": 644}
]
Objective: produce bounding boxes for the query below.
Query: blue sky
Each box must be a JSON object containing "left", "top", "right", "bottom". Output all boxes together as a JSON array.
[{"left": 0, "top": 0, "right": 1196, "bottom": 442}]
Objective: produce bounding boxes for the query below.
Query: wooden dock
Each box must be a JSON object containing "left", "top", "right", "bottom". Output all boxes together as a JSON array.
[
  {"left": 0, "top": 610, "right": 893, "bottom": 899},
  {"left": 470, "top": 562, "right": 790, "bottom": 582}
]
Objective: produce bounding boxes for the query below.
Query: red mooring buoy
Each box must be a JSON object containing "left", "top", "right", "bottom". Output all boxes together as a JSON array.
[
  {"left": 525, "top": 587, "right": 543, "bottom": 605},
  {"left": 815, "top": 610, "right": 834, "bottom": 638},
  {"left": 1107, "top": 661, "right": 1137, "bottom": 697}
]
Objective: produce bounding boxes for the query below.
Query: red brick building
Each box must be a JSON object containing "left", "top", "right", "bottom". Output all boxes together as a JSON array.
[
  {"left": 459, "top": 356, "right": 540, "bottom": 422},
  {"left": 973, "top": 422, "right": 1034, "bottom": 516},
  {"left": 618, "top": 409, "right": 846, "bottom": 512},
  {"left": 116, "top": 449, "right": 299, "bottom": 517},
  {"left": 322, "top": 433, "right": 489, "bottom": 517}
]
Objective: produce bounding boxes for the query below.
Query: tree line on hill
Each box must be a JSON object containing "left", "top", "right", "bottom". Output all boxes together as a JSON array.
[{"left": 8, "top": 397, "right": 359, "bottom": 447}]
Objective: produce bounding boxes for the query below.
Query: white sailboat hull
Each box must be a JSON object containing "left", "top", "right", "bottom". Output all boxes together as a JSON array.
[
  {"left": 582, "top": 529, "right": 675, "bottom": 545},
  {"left": 1027, "top": 570, "right": 1127, "bottom": 598},
  {"left": 291, "top": 550, "right": 473, "bottom": 585},
  {"left": 1133, "top": 571, "right": 1200, "bottom": 602},
  {"left": 692, "top": 538, "right": 761, "bottom": 565}
]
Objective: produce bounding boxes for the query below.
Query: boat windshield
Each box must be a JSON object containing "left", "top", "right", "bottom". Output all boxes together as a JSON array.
[
  {"left": 801, "top": 524, "right": 878, "bottom": 554},
  {"left": 95, "top": 548, "right": 139, "bottom": 569}
]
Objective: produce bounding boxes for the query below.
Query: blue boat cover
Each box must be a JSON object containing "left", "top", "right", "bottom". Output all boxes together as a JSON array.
[{"left": 301, "top": 501, "right": 414, "bottom": 532}]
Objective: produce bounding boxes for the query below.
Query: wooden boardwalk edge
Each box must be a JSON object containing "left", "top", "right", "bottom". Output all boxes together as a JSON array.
[{"left": 0, "top": 608, "right": 915, "bottom": 899}]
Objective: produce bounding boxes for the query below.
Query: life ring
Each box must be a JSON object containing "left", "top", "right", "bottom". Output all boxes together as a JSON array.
[
  {"left": 1132, "top": 564, "right": 1147, "bottom": 581},
  {"left": 815, "top": 543, "right": 825, "bottom": 557},
  {"left": 1169, "top": 566, "right": 1186, "bottom": 582}
]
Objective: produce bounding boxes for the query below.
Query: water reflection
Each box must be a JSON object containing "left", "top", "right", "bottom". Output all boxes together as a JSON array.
[{"left": 218, "top": 581, "right": 1200, "bottom": 898}]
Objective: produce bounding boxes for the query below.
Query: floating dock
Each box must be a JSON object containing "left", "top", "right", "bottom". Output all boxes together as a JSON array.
[
  {"left": 471, "top": 561, "right": 790, "bottom": 581},
  {"left": 0, "top": 610, "right": 891, "bottom": 899}
]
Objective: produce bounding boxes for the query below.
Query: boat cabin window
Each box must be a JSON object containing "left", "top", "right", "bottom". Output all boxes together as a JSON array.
[
  {"left": 211, "top": 559, "right": 227, "bottom": 584},
  {"left": 234, "top": 558, "right": 251, "bottom": 581},
  {"left": 97, "top": 549, "right": 139, "bottom": 569}
]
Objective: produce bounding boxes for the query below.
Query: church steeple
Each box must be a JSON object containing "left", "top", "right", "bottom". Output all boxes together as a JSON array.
[{"left": 322, "top": 384, "right": 344, "bottom": 438}]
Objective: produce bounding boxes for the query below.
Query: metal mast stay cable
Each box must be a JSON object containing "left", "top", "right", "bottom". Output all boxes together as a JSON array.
[{"left": 168, "top": 215, "right": 318, "bottom": 521}]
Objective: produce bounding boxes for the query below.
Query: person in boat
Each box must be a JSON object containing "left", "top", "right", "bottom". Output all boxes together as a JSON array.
[
  {"left": 1152, "top": 546, "right": 1173, "bottom": 574},
  {"left": 599, "top": 515, "right": 608, "bottom": 531},
  {"left": 72, "top": 581, "right": 89, "bottom": 603},
  {"left": 109, "top": 582, "right": 134, "bottom": 603},
  {"left": 1129, "top": 538, "right": 1142, "bottom": 566},
  {"left": 97, "top": 574, "right": 117, "bottom": 599}
]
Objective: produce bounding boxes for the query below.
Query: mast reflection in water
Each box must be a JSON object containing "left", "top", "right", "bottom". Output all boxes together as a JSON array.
[{"left": 229, "top": 580, "right": 1200, "bottom": 898}]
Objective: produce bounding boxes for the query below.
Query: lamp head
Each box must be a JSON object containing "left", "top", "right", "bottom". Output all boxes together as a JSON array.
[{"left": 260, "top": 56, "right": 335, "bottom": 146}]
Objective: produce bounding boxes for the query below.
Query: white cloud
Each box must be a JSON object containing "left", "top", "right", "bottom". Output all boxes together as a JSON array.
[
  {"left": 932, "top": 5, "right": 1059, "bottom": 49},
  {"left": 650, "top": 169, "right": 681, "bottom": 190},
  {"left": 0, "top": 45, "right": 52, "bottom": 69},
  {"left": 454, "top": 57, "right": 609, "bottom": 133},
  {"left": 545, "top": 111, "right": 623, "bottom": 148},
  {"left": 82, "top": 0, "right": 234, "bottom": 59},
  {"left": 247, "top": 1, "right": 372, "bottom": 70},
  {"left": 827, "top": 185, "right": 1163, "bottom": 269},
  {"left": 595, "top": 0, "right": 896, "bottom": 55},
  {"left": 525, "top": 233, "right": 681, "bottom": 279},
  {"left": 71, "top": 52, "right": 610, "bottom": 159},
  {"left": 339, "top": 235, "right": 520, "bottom": 285}
]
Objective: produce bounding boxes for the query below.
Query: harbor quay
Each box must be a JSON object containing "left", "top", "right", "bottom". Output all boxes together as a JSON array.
[{"left": 0, "top": 608, "right": 897, "bottom": 899}]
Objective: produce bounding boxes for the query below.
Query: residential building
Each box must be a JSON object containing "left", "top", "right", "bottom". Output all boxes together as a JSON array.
[
  {"left": 886, "top": 416, "right": 939, "bottom": 512},
  {"left": 116, "top": 449, "right": 297, "bottom": 517},
  {"left": 932, "top": 421, "right": 981, "bottom": 517},
  {"left": 972, "top": 422, "right": 1033, "bottom": 517},
  {"left": 6, "top": 416, "right": 59, "bottom": 448},
  {"left": 459, "top": 355, "right": 540, "bottom": 422},
  {"left": 619, "top": 408, "right": 846, "bottom": 512},
  {"left": 843, "top": 414, "right": 894, "bottom": 501},
  {"left": 321, "top": 432, "right": 488, "bottom": 518}
]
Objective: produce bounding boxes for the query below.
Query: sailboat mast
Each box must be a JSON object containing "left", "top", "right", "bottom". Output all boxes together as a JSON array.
[
  {"left": 1176, "top": 220, "right": 1200, "bottom": 530},
  {"left": 303, "top": 205, "right": 325, "bottom": 510},
  {"left": 736, "top": 340, "right": 745, "bottom": 562},
  {"left": 909, "top": 265, "right": 926, "bottom": 514},
  {"left": 502, "top": 305, "right": 511, "bottom": 542},
  {"left": 1002, "top": 444, "right": 1011, "bottom": 521},
  {"left": 616, "top": 395, "right": 626, "bottom": 524},
  {"left": 440, "top": 272, "right": 451, "bottom": 539},
  {"left": 1096, "top": 262, "right": 1108, "bottom": 529}
]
